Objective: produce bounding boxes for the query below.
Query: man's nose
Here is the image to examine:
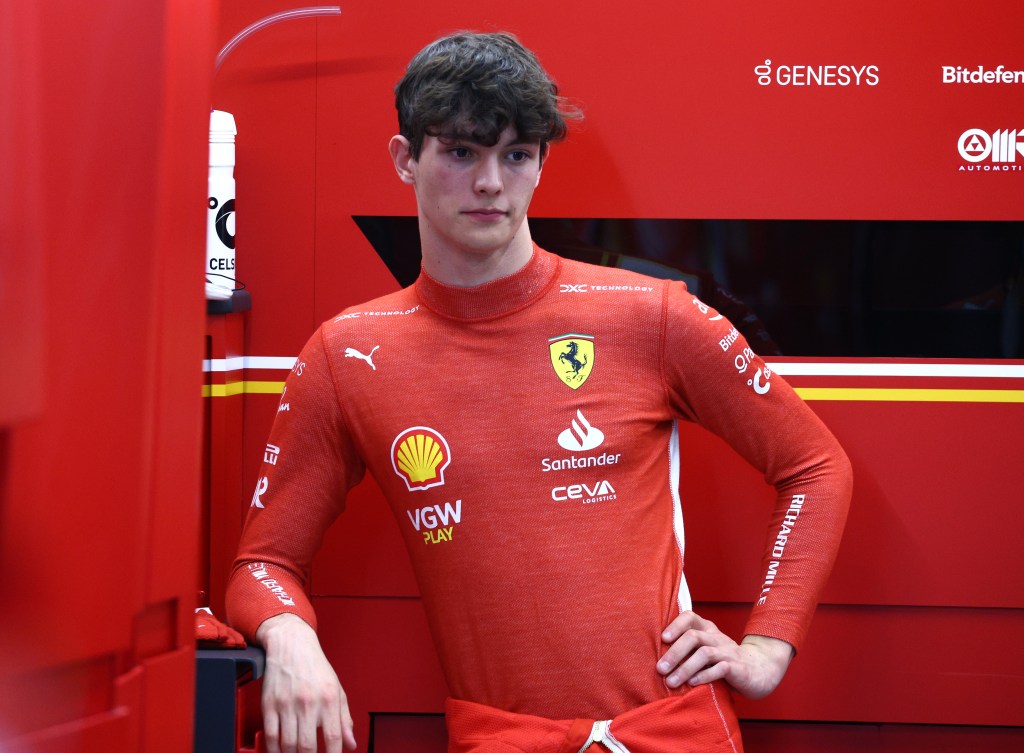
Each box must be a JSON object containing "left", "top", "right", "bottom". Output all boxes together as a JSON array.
[{"left": 473, "top": 155, "right": 503, "bottom": 194}]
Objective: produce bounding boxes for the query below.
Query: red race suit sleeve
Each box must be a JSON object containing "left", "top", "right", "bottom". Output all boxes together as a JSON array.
[
  {"left": 662, "top": 282, "right": 852, "bottom": 651},
  {"left": 225, "top": 326, "right": 364, "bottom": 641}
]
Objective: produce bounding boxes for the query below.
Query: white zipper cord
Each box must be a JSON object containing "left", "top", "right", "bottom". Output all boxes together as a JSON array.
[{"left": 575, "top": 719, "right": 631, "bottom": 753}]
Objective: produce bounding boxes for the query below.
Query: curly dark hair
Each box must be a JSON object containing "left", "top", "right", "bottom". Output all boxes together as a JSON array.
[{"left": 395, "top": 31, "right": 577, "bottom": 159}]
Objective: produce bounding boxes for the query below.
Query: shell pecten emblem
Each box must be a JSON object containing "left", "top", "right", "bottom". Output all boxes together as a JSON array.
[{"left": 391, "top": 426, "right": 452, "bottom": 492}]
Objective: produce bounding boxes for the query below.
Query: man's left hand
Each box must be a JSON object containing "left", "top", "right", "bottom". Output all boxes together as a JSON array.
[{"left": 656, "top": 611, "right": 794, "bottom": 699}]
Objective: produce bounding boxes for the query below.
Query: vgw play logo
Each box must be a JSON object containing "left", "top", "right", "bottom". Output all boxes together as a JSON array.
[{"left": 957, "top": 128, "right": 1024, "bottom": 172}]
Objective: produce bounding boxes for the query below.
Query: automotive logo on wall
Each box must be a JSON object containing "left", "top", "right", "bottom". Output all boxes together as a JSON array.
[
  {"left": 957, "top": 129, "right": 1024, "bottom": 173},
  {"left": 755, "top": 59, "right": 879, "bottom": 86},
  {"left": 391, "top": 426, "right": 451, "bottom": 491},
  {"left": 549, "top": 334, "right": 595, "bottom": 389}
]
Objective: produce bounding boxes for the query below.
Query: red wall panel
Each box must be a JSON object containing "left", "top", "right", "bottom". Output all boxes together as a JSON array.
[
  {"left": 0, "top": 0, "right": 212, "bottom": 749},
  {"left": 681, "top": 395, "right": 1024, "bottom": 609}
]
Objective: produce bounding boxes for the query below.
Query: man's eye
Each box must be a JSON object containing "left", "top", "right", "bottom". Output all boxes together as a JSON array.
[
  {"left": 507, "top": 150, "right": 531, "bottom": 162},
  {"left": 449, "top": 147, "right": 471, "bottom": 159}
]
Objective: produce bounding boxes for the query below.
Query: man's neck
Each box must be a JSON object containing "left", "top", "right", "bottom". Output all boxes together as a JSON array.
[{"left": 419, "top": 227, "right": 534, "bottom": 288}]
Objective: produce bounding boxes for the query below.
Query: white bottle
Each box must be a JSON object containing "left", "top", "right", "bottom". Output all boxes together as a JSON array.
[{"left": 206, "top": 110, "right": 237, "bottom": 301}]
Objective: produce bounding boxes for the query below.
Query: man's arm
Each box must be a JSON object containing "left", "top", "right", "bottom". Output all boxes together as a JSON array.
[
  {"left": 226, "top": 326, "right": 366, "bottom": 751},
  {"left": 657, "top": 612, "right": 793, "bottom": 698},
  {"left": 658, "top": 284, "right": 853, "bottom": 695}
]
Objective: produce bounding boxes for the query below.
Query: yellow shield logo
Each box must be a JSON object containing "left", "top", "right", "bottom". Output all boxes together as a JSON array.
[{"left": 549, "top": 334, "right": 595, "bottom": 389}]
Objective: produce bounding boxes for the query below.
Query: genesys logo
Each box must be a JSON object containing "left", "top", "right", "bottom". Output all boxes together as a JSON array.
[
  {"left": 551, "top": 479, "right": 617, "bottom": 505},
  {"left": 391, "top": 426, "right": 451, "bottom": 492},
  {"left": 755, "top": 59, "right": 879, "bottom": 87},
  {"left": 406, "top": 499, "right": 462, "bottom": 545},
  {"left": 942, "top": 66, "right": 1024, "bottom": 85},
  {"left": 957, "top": 128, "right": 1024, "bottom": 172}
]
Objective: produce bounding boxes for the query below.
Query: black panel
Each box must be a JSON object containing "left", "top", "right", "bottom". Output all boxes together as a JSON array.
[{"left": 354, "top": 216, "right": 1024, "bottom": 359}]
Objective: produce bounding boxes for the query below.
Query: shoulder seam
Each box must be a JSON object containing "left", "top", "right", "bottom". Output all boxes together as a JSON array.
[
  {"left": 318, "top": 325, "right": 360, "bottom": 450},
  {"left": 659, "top": 282, "right": 672, "bottom": 416}
]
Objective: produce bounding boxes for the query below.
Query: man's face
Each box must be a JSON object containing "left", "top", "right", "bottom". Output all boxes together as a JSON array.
[{"left": 398, "top": 127, "right": 544, "bottom": 259}]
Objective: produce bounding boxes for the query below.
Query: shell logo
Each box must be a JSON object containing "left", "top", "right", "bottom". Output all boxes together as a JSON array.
[{"left": 391, "top": 426, "right": 452, "bottom": 492}]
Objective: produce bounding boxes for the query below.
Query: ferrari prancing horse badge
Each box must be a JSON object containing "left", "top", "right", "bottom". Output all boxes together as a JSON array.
[{"left": 548, "top": 334, "right": 595, "bottom": 390}]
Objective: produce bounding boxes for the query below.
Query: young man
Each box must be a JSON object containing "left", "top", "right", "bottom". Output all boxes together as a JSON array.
[{"left": 227, "top": 31, "right": 852, "bottom": 753}]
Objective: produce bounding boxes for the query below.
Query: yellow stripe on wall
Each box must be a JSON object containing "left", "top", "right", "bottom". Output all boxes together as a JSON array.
[
  {"left": 795, "top": 388, "right": 1024, "bottom": 403},
  {"left": 201, "top": 383, "right": 1024, "bottom": 403},
  {"left": 202, "top": 381, "right": 286, "bottom": 398}
]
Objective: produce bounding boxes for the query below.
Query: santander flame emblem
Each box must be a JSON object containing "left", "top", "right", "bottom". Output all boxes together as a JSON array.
[{"left": 557, "top": 410, "right": 605, "bottom": 452}]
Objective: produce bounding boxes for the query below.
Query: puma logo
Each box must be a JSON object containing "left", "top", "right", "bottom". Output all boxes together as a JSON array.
[{"left": 344, "top": 345, "right": 380, "bottom": 370}]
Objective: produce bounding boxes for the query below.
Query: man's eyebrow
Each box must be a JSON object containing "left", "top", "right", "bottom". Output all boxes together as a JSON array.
[
  {"left": 436, "top": 135, "right": 539, "bottom": 150},
  {"left": 436, "top": 133, "right": 479, "bottom": 145},
  {"left": 502, "top": 138, "right": 541, "bottom": 149}
]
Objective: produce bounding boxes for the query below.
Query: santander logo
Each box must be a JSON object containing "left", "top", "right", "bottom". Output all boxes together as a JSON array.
[{"left": 557, "top": 410, "right": 604, "bottom": 452}]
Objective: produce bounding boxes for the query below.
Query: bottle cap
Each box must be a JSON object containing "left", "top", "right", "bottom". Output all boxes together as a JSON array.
[{"left": 209, "top": 110, "right": 236, "bottom": 167}]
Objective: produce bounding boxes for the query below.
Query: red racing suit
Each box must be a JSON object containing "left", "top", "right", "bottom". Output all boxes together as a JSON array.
[{"left": 226, "top": 246, "right": 852, "bottom": 742}]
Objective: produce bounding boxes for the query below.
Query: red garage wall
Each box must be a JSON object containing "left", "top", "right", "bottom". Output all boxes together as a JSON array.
[
  {"left": 205, "top": 1, "right": 1023, "bottom": 751},
  {"left": 0, "top": 1, "right": 213, "bottom": 750}
]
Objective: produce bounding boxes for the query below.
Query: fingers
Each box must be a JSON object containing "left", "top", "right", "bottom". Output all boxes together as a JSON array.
[
  {"left": 320, "top": 687, "right": 358, "bottom": 753},
  {"left": 257, "top": 616, "right": 357, "bottom": 753},
  {"left": 296, "top": 703, "right": 320, "bottom": 753},
  {"left": 277, "top": 709, "right": 299, "bottom": 753},
  {"left": 341, "top": 698, "right": 358, "bottom": 750},
  {"left": 321, "top": 706, "right": 343, "bottom": 753},
  {"left": 660, "top": 610, "right": 709, "bottom": 643},
  {"left": 658, "top": 612, "right": 725, "bottom": 668},
  {"left": 657, "top": 611, "right": 734, "bottom": 688},
  {"left": 662, "top": 642, "right": 732, "bottom": 688},
  {"left": 263, "top": 683, "right": 355, "bottom": 753},
  {"left": 263, "top": 710, "right": 281, "bottom": 753}
]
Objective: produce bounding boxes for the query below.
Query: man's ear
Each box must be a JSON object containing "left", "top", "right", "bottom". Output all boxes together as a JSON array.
[
  {"left": 389, "top": 135, "right": 416, "bottom": 185},
  {"left": 536, "top": 143, "right": 549, "bottom": 187}
]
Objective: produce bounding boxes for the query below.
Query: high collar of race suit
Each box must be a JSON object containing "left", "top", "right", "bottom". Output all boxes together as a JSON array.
[{"left": 414, "top": 245, "right": 560, "bottom": 321}]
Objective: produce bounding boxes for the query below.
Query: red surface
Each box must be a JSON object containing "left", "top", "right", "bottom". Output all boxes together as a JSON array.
[
  {"left": 0, "top": 0, "right": 212, "bottom": 750},
  {"left": 702, "top": 603, "right": 1024, "bottom": 726},
  {"left": 313, "top": 597, "right": 450, "bottom": 748},
  {"left": 205, "top": 313, "right": 252, "bottom": 618},
  {"left": 681, "top": 398, "right": 1024, "bottom": 610},
  {"left": 366, "top": 715, "right": 1024, "bottom": 753},
  {"left": 0, "top": 2, "right": 45, "bottom": 425},
  {"left": 203, "top": 1, "right": 1024, "bottom": 751}
]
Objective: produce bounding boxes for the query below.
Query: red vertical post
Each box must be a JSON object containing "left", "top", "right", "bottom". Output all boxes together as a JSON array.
[{"left": 0, "top": 0, "right": 213, "bottom": 750}]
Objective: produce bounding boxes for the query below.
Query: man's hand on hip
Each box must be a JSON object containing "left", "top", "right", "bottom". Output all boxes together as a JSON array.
[
  {"left": 657, "top": 611, "right": 794, "bottom": 699},
  {"left": 256, "top": 612, "right": 357, "bottom": 753}
]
